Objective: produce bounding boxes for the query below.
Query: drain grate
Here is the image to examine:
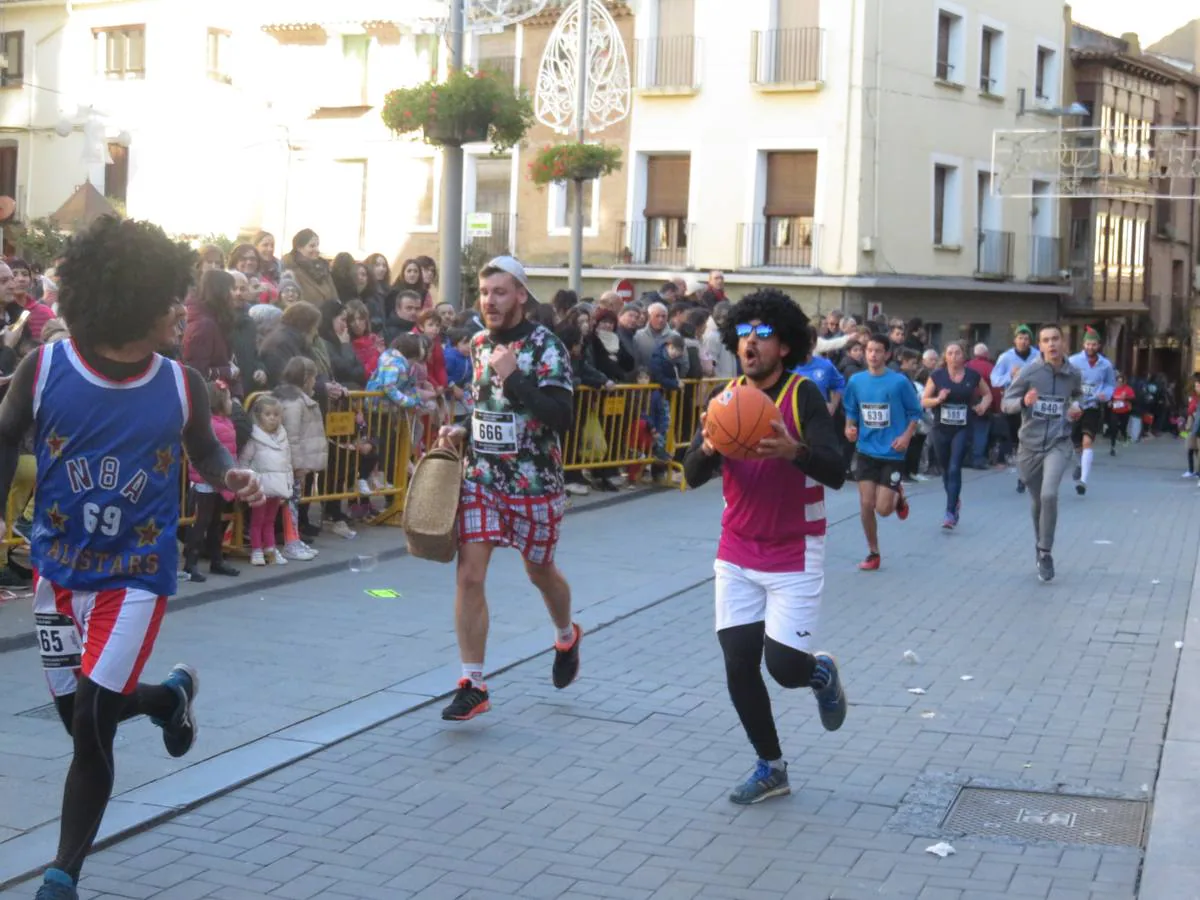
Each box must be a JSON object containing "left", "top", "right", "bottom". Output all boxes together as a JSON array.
[{"left": 942, "top": 787, "right": 1148, "bottom": 847}]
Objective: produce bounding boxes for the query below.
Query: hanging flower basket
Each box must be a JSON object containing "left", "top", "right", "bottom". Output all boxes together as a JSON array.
[
  {"left": 528, "top": 142, "right": 623, "bottom": 186},
  {"left": 381, "top": 68, "right": 534, "bottom": 153}
]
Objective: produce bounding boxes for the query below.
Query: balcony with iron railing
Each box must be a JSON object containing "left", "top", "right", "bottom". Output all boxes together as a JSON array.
[
  {"left": 467, "top": 212, "right": 517, "bottom": 258},
  {"left": 975, "top": 229, "right": 1014, "bottom": 279},
  {"left": 634, "top": 36, "right": 700, "bottom": 94},
  {"left": 749, "top": 28, "right": 824, "bottom": 90},
  {"left": 1028, "top": 235, "right": 1061, "bottom": 282},
  {"left": 736, "top": 218, "right": 818, "bottom": 270},
  {"left": 615, "top": 218, "right": 693, "bottom": 268}
]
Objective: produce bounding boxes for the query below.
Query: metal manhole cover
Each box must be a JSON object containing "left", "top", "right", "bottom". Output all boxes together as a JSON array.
[{"left": 942, "top": 787, "right": 1147, "bottom": 847}]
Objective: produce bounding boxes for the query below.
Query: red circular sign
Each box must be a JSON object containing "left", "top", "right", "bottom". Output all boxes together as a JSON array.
[{"left": 614, "top": 278, "right": 635, "bottom": 302}]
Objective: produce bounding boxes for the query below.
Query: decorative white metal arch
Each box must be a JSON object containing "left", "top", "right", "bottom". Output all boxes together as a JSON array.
[
  {"left": 467, "top": 0, "right": 550, "bottom": 29},
  {"left": 534, "top": 0, "right": 630, "bottom": 135}
]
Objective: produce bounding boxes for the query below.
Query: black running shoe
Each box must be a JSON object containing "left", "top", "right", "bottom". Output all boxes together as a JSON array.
[
  {"left": 811, "top": 653, "right": 847, "bottom": 731},
  {"left": 552, "top": 623, "right": 583, "bottom": 689},
  {"left": 156, "top": 664, "right": 198, "bottom": 758},
  {"left": 442, "top": 679, "right": 490, "bottom": 720},
  {"left": 1016, "top": 480, "right": 1026, "bottom": 494},
  {"left": 1076, "top": 482, "right": 1087, "bottom": 496},
  {"left": 1037, "top": 551, "right": 1055, "bottom": 583}
]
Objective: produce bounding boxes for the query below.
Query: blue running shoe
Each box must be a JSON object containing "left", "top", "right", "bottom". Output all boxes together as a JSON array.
[
  {"left": 729, "top": 760, "right": 790, "bottom": 805},
  {"left": 811, "top": 652, "right": 847, "bottom": 731},
  {"left": 153, "top": 663, "right": 199, "bottom": 758},
  {"left": 35, "top": 869, "right": 77, "bottom": 900}
]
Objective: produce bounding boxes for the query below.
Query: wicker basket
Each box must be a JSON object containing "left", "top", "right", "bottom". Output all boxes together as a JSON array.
[{"left": 401, "top": 446, "right": 463, "bottom": 563}]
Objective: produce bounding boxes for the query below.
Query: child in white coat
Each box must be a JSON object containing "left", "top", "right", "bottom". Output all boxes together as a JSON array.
[{"left": 239, "top": 395, "right": 295, "bottom": 565}]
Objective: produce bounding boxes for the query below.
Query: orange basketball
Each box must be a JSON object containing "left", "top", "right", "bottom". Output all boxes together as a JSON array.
[{"left": 705, "top": 384, "right": 781, "bottom": 460}]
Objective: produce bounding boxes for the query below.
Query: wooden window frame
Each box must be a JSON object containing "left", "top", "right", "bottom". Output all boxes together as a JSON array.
[
  {"left": 95, "top": 25, "right": 146, "bottom": 79},
  {"left": 207, "top": 28, "right": 231, "bottom": 84},
  {"left": 0, "top": 31, "right": 24, "bottom": 88}
]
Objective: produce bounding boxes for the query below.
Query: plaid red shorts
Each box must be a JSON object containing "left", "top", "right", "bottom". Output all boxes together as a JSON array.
[{"left": 457, "top": 481, "right": 567, "bottom": 566}]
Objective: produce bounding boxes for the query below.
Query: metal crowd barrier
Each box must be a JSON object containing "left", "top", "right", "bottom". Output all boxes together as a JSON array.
[
  {"left": 0, "top": 380, "right": 726, "bottom": 563},
  {"left": 561, "top": 384, "right": 662, "bottom": 473}
]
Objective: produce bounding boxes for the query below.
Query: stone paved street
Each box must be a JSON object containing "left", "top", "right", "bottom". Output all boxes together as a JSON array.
[{"left": 1, "top": 439, "right": 1197, "bottom": 899}]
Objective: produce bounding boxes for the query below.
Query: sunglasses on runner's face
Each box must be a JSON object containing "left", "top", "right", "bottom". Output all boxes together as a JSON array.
[{"left": 735, "top": 323, "right": 775, "bottom": 340}]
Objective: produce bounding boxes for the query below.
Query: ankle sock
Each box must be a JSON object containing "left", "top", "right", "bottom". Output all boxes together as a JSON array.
[
  {"left": 44, "top": 868, "right": 74, "bottom": 887},
  {"left": 462, "top": 664, "right": 484, "bottom": 685},
  {"left": 555, "top": 623, "right": 576, "bottom": 646},
  {"left": 765, "top": 758, "right": 787, "bottom": 772}
]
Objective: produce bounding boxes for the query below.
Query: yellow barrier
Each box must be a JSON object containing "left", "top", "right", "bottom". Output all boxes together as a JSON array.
[{"left": 561, "top": 384, "right": 663, "bottom": 472}]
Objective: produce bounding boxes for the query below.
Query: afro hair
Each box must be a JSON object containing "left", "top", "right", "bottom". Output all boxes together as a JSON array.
[
  {"left": 56, "top": 216, "right": 195, "bottom": 350},
  {"left": 720, "top": 288, "right": 811, "bottom": 370}
]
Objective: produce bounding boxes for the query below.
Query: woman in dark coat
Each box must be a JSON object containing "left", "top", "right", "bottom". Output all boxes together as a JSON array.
[
  {"left": 182, "top": 269, "right": 239, "bottom": 392},
  {"left": 319, "top": 300, "right": 366, "bottom": 389}
]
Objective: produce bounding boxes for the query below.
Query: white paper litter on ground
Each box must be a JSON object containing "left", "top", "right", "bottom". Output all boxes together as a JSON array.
[
  {"left": 1152, "top": 579, "right": 1161, "bottom": 585},
  {"left": 1093, "top": 539, "right": 1113, "bottom": 545},
  {"left": 1023, "top": 763, "right": 1032, "bottom": 769},
  {"left": 1175, "top": 641, "right": 1184, "bottom": 649},
  {"left": 960, "top": 675, "right": 974, "bottom": 681},
  {"left": 907, "top": 687, "right": 926, "bottom": 695},
  {"left": 903, "top": 650, "right": 921, "bottom": 664},
  {"left": 921, "top": 711, "right": 936, "bottom": 719},
  {"left": 925, "top": 842, "right": 955, "bottom": 858}
]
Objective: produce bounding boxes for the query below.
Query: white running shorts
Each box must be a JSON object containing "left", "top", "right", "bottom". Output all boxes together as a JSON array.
[
  {"left": 32, "top": 575, "right": 167, "bottom": 698},
  {"left": 713, "top": 537, "right": 825, "bottom": 652}
]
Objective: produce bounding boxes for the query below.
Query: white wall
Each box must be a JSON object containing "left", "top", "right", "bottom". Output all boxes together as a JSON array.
[
  {"left": 861, "top": 0, "right": 1068, "bottom": 279},
  {"left": 624, "top": 0, "right": 864, "bottom": 274}
]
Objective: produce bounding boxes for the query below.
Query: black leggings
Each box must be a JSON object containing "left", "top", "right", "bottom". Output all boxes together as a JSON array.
[
  {"left": 184, "top": 490, "right": 225, "bottom": 562},
  {"left": 718, "top": 622, "right": 816, "bottom": 762},
  {"left": 51, "top": 677, "right": 176, "bottom": 882},
  {"left": 1110, "top": 413, "right": 1130, "bottom": 447}
]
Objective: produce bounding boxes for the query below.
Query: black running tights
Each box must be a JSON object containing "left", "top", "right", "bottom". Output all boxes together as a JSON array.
[
  {"left": 50, "top": 677, "right": 176, "bottom": 882},
  {"left": 718, "top": 622, "right": 817, "bottom": 762}
]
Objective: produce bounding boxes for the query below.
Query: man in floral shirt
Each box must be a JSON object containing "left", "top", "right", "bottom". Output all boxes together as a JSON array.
[{"left": 437, "top": 257, "right": 582, "bottom": 721}]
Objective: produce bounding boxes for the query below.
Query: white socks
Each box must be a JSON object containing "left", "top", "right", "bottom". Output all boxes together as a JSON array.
[
  {"left": 555, "top": 623, "right": 576, "bottom": 645},
  {"left": 462, "top": 663, "right": 484, "bottom": 685},
  {"left": 1081, "top": 448, "right": 1094, "bottom": 484}
]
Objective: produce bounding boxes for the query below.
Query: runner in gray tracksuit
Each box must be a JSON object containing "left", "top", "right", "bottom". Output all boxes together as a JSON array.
[{"left": 1000, "top": 324, "right": 1083, "bottom": 583}]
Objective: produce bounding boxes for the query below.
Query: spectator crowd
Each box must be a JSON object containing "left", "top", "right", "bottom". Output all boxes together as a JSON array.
[{"left": 0, "top": 227, "right": 1189, "bottom": 587}]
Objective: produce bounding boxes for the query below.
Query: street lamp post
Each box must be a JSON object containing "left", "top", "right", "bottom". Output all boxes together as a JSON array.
[
  {"left": 568, "top": 4, "right": 588, "bottom": 295},
  {"left": 440, "top": 0, "right": 466, "bottom": 309}
]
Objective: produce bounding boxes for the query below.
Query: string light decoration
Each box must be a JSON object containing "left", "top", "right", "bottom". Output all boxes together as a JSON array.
[{"left": 535, "top": 0, "right": 630, "bottom": 135}]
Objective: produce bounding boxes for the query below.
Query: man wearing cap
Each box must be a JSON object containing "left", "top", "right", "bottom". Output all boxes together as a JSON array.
[
  {"left": 1067, "top": 327, "right": 1116, "bottom": 496},
  {"left": 991, "top": 325, "right": 1041, "bottom": 492},
  {"left": 435, "top": 256, "right": 582, "bottom": 722}
]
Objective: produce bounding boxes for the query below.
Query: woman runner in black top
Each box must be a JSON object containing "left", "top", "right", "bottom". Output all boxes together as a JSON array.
[{"left": 921, "top": 342, "right": 991, "bottom": 529}]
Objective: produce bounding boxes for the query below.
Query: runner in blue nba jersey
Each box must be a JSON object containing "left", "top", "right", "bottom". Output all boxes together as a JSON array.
[
  {"left": 842, "top": 333, "right": 922, "bottom": 570},
  {"left": 0, "top": 217, "right": 263, "bottom": 900}
]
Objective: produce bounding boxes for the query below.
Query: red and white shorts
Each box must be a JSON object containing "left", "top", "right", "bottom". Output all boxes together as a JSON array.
[
  {"left": 457, "top": 481, "right": 567, "bottom": 566},
  {"left": 32, "top": 573, "right": 167, "bottom": 698}
]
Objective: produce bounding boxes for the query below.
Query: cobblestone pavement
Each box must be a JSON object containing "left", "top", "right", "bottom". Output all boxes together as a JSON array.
[{"left": 2, "top": 439, "right": 1195, "bottom": 900}]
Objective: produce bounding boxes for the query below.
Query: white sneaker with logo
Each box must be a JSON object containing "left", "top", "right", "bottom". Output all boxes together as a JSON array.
[
  {"left": 329, "top": 520, "right": 357, "bottom": 540},
  {"left": 282, "top": 541, "right": 316, "bottom": 561},
  {"left": 269, "top": 548, "right": 288, "bottom": 566},
  {"left": 250, "top": 550, "right": 266, "bottom": 566}
]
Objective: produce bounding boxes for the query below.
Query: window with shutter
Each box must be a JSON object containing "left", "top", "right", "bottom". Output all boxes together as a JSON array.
[
  {"left": 95, "top": 26, "right": 146, "bottom": 78},
  {"left": 0, "top": 32, "right": 24, "bottom": 86},
  {"left": 105, "top": 144, "right": 129, "bottom": 203},
  {"left": 776, "top": 0, "right": 819, "bottom": 30},
  {"left": 0, "top": 146, "right": 17, "bottom": 207},
  {"left": 764, "top": 151, "right": 816, "bottom": 217},
  {"left": 644, "top": 156, "right": 690, "bottom": 218},
  {"left": 936, "top": 14, "right": 952, "bottom": 80}
]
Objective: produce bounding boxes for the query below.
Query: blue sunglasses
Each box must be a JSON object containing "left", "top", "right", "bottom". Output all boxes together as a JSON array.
[{"left": 735, "top": 323, "right": 775, "bottom": 339}]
